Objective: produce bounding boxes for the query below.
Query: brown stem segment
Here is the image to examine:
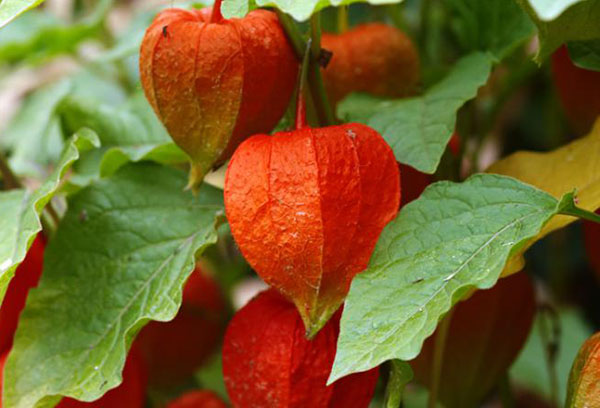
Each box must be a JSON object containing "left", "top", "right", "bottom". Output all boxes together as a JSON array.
[{"left": 211, "top": 0, "right": 224, "bottom": 23}]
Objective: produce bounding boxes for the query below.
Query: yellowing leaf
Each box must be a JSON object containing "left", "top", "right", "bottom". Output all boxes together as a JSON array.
[{"left": 487, "top": 118, "right": 600, "bottom": 276}]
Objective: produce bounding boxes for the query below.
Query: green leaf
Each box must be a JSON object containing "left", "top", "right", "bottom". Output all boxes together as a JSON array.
[
  {"left": 95, "top": 10, "right": 157, "bottom": 63},
  {"left": 1, "top": 72, "right": 126, "bottom": 177},
  {"left": 0, "top": 0, "right": 45, "bottom": 28},
  {"left": 0, "top": 81, "right": 70, "bottom": 176},
  {"left": 516, "top": 0, "right": 600, "bottom": 61},
  {"left": 338, "top": 52, "right": 492, "bottom": 174},
  {"left": 221, "top": 0, "right": 403, "bottom": 21},
  {"left": 59, "top": 92, "right": 187, "bottom": 184},
  {"left": 59, "top": 92, "right": 169, "bottom": 146},
  {"left": 5, "top": 163, "right": 224, "bottom": 408},
  {"left": 384, "top": 361, "right": 413, "bottom": 408},
  {"left": 0, "top": 0, "right": 112, "bottom": 60},
  {"left": 567, "top": 39, "right": 600, "bottom": 71},
  {"left": 328, "top": 174, "right": 573, "bottom": 384},
  {"left": 448, "top": 0, "right": 535, "bottom": 61},
  {"left": 0, "top": 129, "right": 100, "bottom": 303}
]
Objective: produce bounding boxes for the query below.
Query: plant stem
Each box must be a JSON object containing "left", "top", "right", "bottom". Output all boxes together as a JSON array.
[
  {"left": 560, "top": 202, "right": 600, "bottom": 223},
  {"left": 539, "top": 304, "right": 560, "bottom": 407},
  {"left": 308, "top": 12, "right": 336, "bottom": 126},
  {"left": 277, "top": 10, "right": 335, "bottom": 126},
  {"left": 211, "top": 0, "right": 223, "bottom": 23},
  {"left": 295, "top": 40, "right": 312, "bottom": 130},
  {"left": 428, "top": 309, "right": 454, "bottom": 408},
  {"left": 337, "top": 5, "right": 348, "bottom": 34},
  {"left": 275, "top": 10, "right": 305, "bottom": 59}
]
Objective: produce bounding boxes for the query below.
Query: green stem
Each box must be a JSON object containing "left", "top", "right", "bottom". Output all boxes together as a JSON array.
[
  {"left": 310, "top": 12, "right": 322, "bottom": 53},
  {"left": 538, "top": 304, "right": 560, "bottom": 408},
  {"left": 276, "top": 10, "right": 335, "bottom": 126},
  {"left": 308, "top": 12, "right": 336, "bottom": 126},
  {"left": 559, "top": 201, "right": 600, "bottom": 223},
  {"left": 337, "top": 5, "right": 349, "bottom": 34},
  {"left": 0, "top": 151, "right": 21, "bottom": 190},
  {"left": 428, "top": 309, "right": 454, "bottom": 408},
  {"left": 275, "top": 10, "right": 305, "bottom": 60}
]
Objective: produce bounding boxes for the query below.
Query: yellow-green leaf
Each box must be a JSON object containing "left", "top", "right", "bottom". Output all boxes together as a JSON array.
[{"left": 487, "top": 118, "right": 600, "bottom": 276}]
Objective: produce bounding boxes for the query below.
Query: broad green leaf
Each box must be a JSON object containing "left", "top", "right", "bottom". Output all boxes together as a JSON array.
[
  {"left": 0, "top": 0, "right": 44, "bottom": 28},
  {"left": 512, "top": 309, "right": 593, "bottom": 404},
  {"left": 0, "top": 11, "right": 55, "bottom": 59},
  {"left": 338, "top": 53, "right": 492, "bottom": 174},
  {"left": 0, "top": 81, "right": 70, "bottom": 176},
  {"left": 384, "top": 361, "right": 413, "bottom": 408},
  {"left": 221, "top": 0, "right": 403, "bottom": 21},
  {"left": 1, "top": 72, "right": 126, "bottom": 177},
  {"left": 567, "top": 40, "right": 600, "bottom": 71},
  {"left": 516, "top": 0, "right": 600, "bottom": 61},
  {"left": 329, "top": 174, "right": 573, "bottom": 383},
  {"left": 99, "top": 144, "right": 187, "bottom": 177},
  {"left": 448, "top": 0, "right": 535, "bottom": 61},
  {"left": 59, "top": 92, "right": 187, "bottom": 184},
  {"left": 488, "top": 118, "right": 600, "bottom": 276},
  {"left": 5, "top": 163, "right": 224, "bottom": 408},
  {"left": 0, "top": 0, "right": 112, "bottom": 60},
  {"left": 0, "top": 129, "right": 99, "bottom": 302},
  {"left": 59, "top": 92, "right": 169, "bottom": 146}
]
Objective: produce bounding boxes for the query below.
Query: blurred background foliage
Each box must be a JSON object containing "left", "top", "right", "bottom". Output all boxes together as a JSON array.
[{"left": 0, "top": 0, "right": 598, "bottom": 407}]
